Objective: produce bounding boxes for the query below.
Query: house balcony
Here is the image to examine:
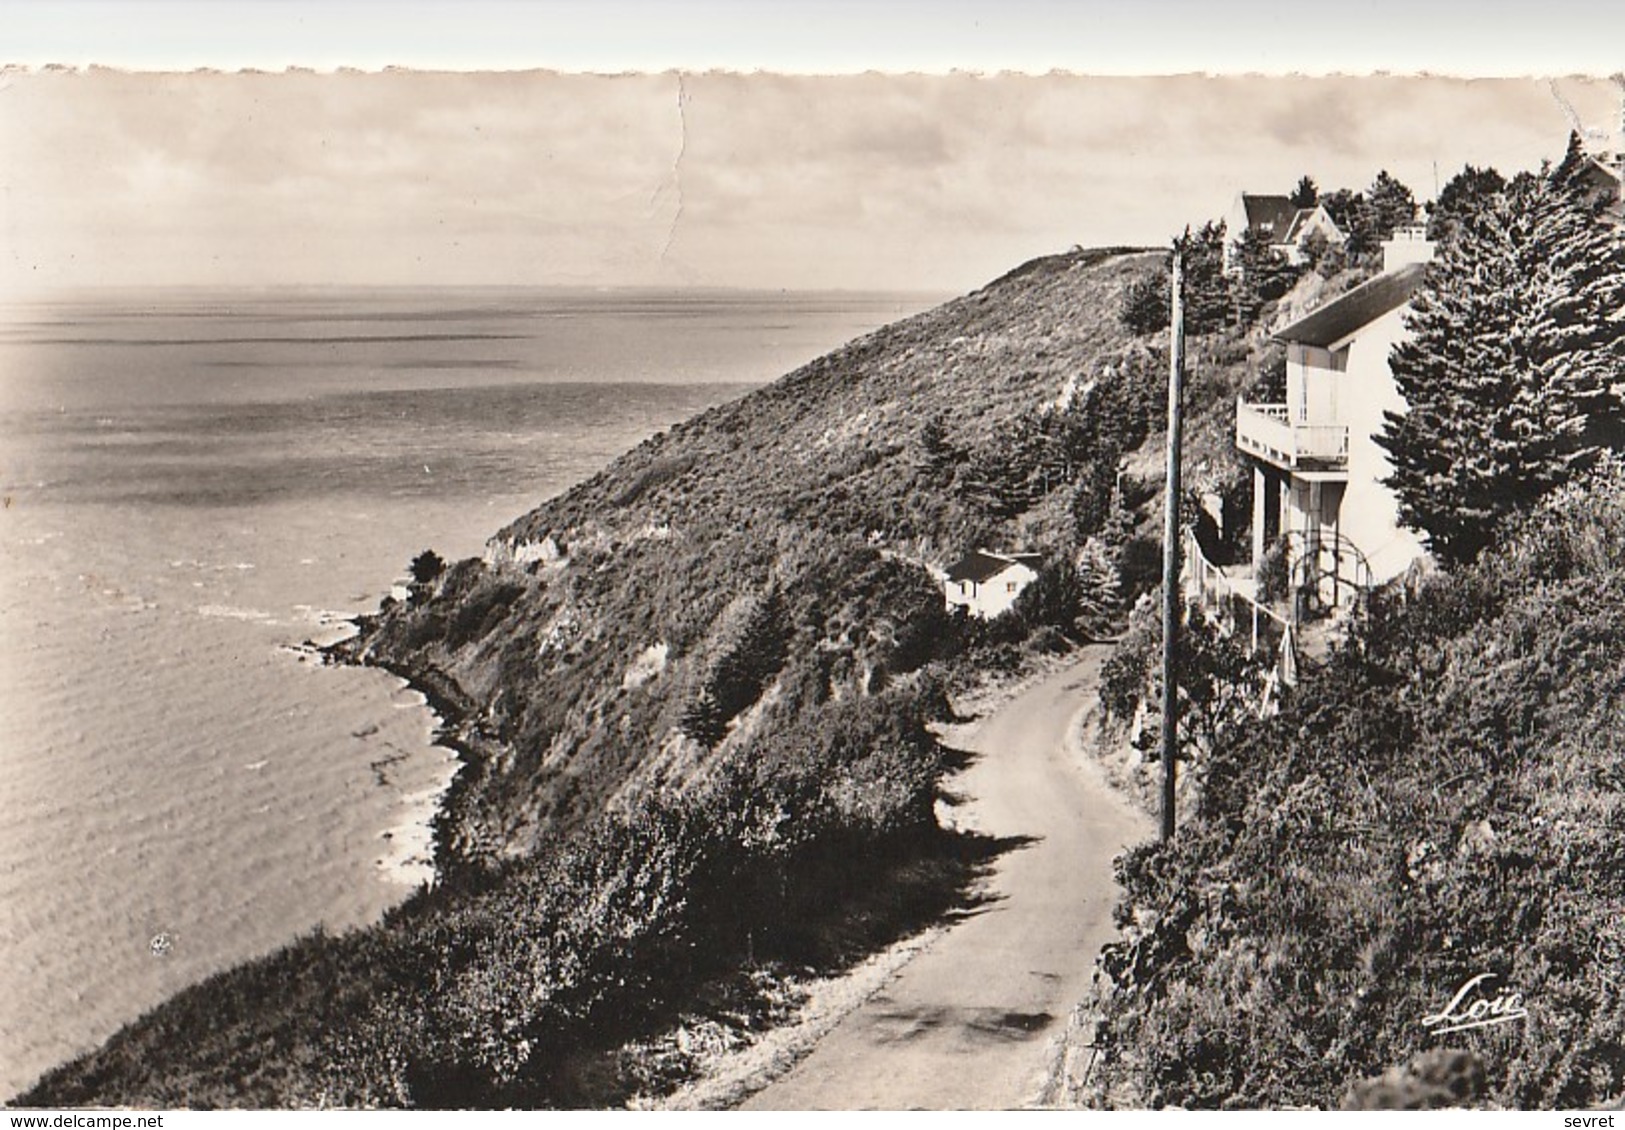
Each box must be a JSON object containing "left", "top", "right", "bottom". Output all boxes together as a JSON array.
[{"left": 1235, "top": 399, "right": 1349, "bottom": 474}]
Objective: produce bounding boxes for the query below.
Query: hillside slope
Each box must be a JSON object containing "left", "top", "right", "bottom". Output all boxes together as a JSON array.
[
  {"left": 1082, "top": 461, "right": 1625, "bottom": 1109},
  {"left": 351, "top": 246, "right": 1166, "bottom": 864},
  {"left": 20, "top": 246, "right": 1202, "bottom": 1109}
]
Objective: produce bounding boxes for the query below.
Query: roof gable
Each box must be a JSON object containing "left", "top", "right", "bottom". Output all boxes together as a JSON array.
[
  {"left": 1584, "top": 155, "right": 1623, "bottom": 186},
  {"left": 1281, "top": 204, "right": 1344, "bottom": 245},
  {"left": 944, "top": 550, "right": 1040, "bottom": 584},
  {"left": 1272, "top": 262, "right": 1428, "bottom": 349}
]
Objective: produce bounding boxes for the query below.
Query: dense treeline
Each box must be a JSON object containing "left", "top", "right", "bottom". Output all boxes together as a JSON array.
[{"left": 1118, "top": 167, "right": 1424, "bottom": 340}]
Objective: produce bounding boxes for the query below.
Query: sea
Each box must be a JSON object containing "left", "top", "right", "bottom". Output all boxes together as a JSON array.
[{"left": 0, "top": 286, "right": 937, "bottom": 1101}]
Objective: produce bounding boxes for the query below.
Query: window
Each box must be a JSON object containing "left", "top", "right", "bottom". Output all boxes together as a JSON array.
[{"left": 1007, "top": 582, "right": 1018, "bottom": 593}]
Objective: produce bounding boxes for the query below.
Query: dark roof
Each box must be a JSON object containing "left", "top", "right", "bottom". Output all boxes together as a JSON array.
[
  {"left": 1583, "top": 155, "right": 1623, "bottom": 187},
  {"left": 944, "top": 550, "right": 1039, "bottom": 584},
  {"left": 1241, "top": 194, "right": 1298, "bottom": 238},
  {"left": 1581, "top": 157, "right": 1623, "bottom": 213},
  {"left": 1272, "top": 262, "right": 1428, "bottom": 349}
]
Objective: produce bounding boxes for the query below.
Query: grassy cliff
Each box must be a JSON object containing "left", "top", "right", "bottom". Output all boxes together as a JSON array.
[
  {"left": 19, "top": 246, "right": 1210, "bottom": 1109},
  {"left": 350, "top": 246, "right": 1171, "bottom": 865}
]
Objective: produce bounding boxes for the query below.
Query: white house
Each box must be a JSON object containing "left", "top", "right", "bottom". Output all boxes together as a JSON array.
[
  {"left": 943, "top": 550, "right": 1042, "bottom": 619},
  {"left": 1234, "top": 234, "right": 1435, "bottom": 613},
  {"left": 1222, "top": 192, "right": 1347, "bottom": 271}
]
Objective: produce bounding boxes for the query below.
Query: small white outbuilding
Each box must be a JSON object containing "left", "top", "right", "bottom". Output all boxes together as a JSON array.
[{"left": 943, "top": 549, "right": 1042, "bottom": 620}]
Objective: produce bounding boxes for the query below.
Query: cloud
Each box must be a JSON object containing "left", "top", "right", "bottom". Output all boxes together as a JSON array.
[
  {"left": 3, "top": 70, "right": 685, "bottom": 287},
  {"left": 1, "top": 70, "right": 1613, "bottom": 292}
]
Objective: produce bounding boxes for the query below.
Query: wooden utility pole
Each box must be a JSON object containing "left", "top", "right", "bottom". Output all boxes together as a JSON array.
[{"left": 1160, "top": 252, "right": 1186, "bottom": 843}]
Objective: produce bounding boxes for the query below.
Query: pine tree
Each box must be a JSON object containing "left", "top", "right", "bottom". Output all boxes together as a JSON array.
[
  {"left": 1552, "top": 129, "right": 1590, "bottom": 191},
  {"left": 1074, "top": 536, "right": 1123, "bottom": 637},
  {"left": 1122, "top": 223, "right": 1232, "bottom": 335},
  {"left": 963, "top": 416, "right": 1040, "bottom": 519},
  {"left": 410, "top": 548, "right": 446, "bottom": 584},
  {"left": 1377, "top": 160, "right": 1625, "bottom": 565},
  {"left": 680, "top": 685, "right": 728, "bottom": 747},
  {"left": 1427, "top": 164, "right": 1506, "bottom": 245},
  {"left": 918, "top": 417, "right": 956, "bottom": 476},
  {"left": 710, "top": 586, "right": 790, "bottom": 718},
  {"left": 1230, "top": 226, "right": 1301, "bottom": 321},
  {"left": 1121, "top": 269, "right": 1169, "bottom": 336},
  {"left": 1320, "top": 183, "right": 1407, "bottom": 264},
  {"left": 1319, "top": 188, "right": 1370, "bottom": 252},
  {"left": 1091, "top": 349, "right": 1158, "bottom": 455},
  {"left": 1177, "top": 221, "right": 1233, "bottom": 333},
  {"left": 1071, "top": 452, "right": 1121, "bottom": 541},
  {"left": 1290, "top": 175, "right": 1319, "bottom": 209},
  {"left": 1009, "top": 562, "right": 1085, "bottom": 639},
  {"left": 1552, "top": 129, "right": 1619, "bottom": 218},
  {"left": 408, "top": 548, "right": 447, "bottom": 605},
  {"left": 1367, "top": 170, "right": 1418, "bottom": 240}
]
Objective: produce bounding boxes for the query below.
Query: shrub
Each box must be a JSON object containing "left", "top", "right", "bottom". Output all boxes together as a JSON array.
[
  {"left": 1084, "top": 459, "right": 1625, "bottom": 1109},
  {"left": 411, "top": 549, "right": 447, "bottom": 585},
  {"left": 1254, "top": 537, "right": 1290, "bottom": 605},
  {"left": 1121, "top": 272, "right": 1170, "bottom": 336}
]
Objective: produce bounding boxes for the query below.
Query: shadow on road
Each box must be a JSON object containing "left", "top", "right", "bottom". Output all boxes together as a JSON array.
[
  {"left": 935, "top": 830, "right": 1040, "bottom": 924},
  {"left": 864, "top": 1003, "right": 1057, "bottom": 1047}
]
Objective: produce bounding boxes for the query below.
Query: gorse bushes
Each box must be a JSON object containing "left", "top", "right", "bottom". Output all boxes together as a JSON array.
[
  {"left": 326, "top": 683, "right": 952, "bottom": 1108},
  {"left": 23, "top": 681, "right": 954, "bottom": 1110},
  {"left": 1084, "top": 459, "right": 1625, "bottom": 1109}
]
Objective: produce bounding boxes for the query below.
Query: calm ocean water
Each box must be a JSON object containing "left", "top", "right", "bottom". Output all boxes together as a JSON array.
[{"left": 0, "top": 287, "right": 934, "bottom": 1101}]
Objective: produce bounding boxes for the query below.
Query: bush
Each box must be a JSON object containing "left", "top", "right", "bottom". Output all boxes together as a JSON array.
[
  {"left": 1083, "top": 460, "right": 1625, "bottom": 1109},
  {"left": 1254, "top": 537, "right": 1290, "bottom": 605},
  {"left": 1121, "top": 272, "right": 1170, "bottom": 336},
  {"left": 411, "top": 549, "right": 447, "bottom": 585}
]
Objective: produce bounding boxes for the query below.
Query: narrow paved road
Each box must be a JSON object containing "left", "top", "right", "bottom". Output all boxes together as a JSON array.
[{"left": 743, "top": 648, "right": 1152, "bottom": 1110}]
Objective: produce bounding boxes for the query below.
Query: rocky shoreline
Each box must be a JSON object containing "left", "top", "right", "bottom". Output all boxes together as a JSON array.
[{"left": 323, "top": 618, "right": 490, "bottom": 886}]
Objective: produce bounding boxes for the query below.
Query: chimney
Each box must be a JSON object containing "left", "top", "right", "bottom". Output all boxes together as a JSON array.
[{"left": 1382, "top": 207, "right": 1434, "bottom": 271}]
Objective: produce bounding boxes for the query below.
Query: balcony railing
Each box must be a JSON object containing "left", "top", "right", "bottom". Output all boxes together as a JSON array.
[{"left": 1235, "top": 398, "right": 1349, "bottom": 471}]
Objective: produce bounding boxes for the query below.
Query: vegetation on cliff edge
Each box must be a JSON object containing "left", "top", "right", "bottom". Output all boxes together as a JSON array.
[
  {"left": 20, "top": 245, "right": 1217, "bottom": 1108},
  {"left": 1083, "top": 462, "right": 1625, "bottom": 1108}
]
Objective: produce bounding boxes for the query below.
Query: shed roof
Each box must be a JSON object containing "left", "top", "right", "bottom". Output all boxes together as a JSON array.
[
  {"left": 1272, "top": 262, "right": 1428, "bottom": 349},
  {"left": 944, "top": 550, "right": 1040, "bottom": 584},
  {"left": 1585, "top": 155, "right": 1623, "bottom": 185}
]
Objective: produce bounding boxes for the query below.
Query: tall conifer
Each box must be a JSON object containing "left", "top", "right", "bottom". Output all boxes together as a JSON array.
[{"left": 1378, "top": 156, "right": 1625, "bottom": 564}]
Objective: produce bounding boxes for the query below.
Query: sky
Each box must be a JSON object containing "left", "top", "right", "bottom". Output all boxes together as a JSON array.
[{"left": 3, "top": 3, "right": 1624, "bottom": 295}]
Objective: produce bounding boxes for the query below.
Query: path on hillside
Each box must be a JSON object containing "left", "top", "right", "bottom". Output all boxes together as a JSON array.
[{"left": 741, "top": 648, "right": 1153, "bottom": 1111}]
